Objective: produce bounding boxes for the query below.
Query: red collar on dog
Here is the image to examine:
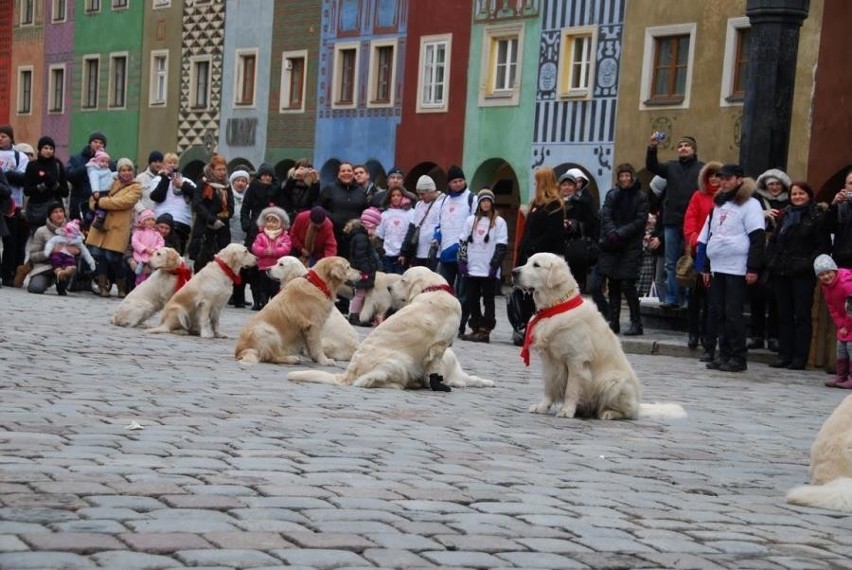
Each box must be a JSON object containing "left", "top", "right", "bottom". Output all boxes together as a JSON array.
[
  {"left": 304, "top": 270, "right": 331, "bottom": 299},
  {"left": 172, "top": 262, "right": 193, "bottom": 293},
  {"left": 521, "top": 294, "right": 583, "bottom": 367},
  {"left": 422, "top": 284, "right": 455, "bottom": 295},
  {"left": 215, "top": 256, "right": 241, "bottom": 285}
]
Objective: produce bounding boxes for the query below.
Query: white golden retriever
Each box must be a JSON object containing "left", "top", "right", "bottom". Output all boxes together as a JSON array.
[
  {"left": 235, "top": 256, "right": 359, "bottom": 366},
  {"left": 111, "top": 247, "right": 189, "bottom": 328},
  {"left": 359, "top": 271, "right": 403, "bottom": 324},
  {"left": 147, "top": 243, "right": 257, "bottom": 338},
  {"left": 512, "top": 253, "right": 684, "bottom": 420},
  {"left": 786, "top": 395, "right": 852, "bottom": 512},
  {"left": 288, "top": 266, "right": 493, "bottom": 389},
  {"left": 267, "top": 256, "right": 359, "bottom": 361}
]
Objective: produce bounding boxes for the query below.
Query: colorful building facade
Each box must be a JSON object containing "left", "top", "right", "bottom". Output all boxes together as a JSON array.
[
  {"left": 42, "top": 0, "right": 75, "bottom": 160},
  {"left": 11, "top": 0, "right": 45, "bottom": 146}
]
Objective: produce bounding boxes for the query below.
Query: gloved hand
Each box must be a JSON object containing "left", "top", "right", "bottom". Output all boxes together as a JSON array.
[
  {"left": 211, "top": 219, "right": 225, "bottom": 230},
  {"left": 36, "top": 183, "right": 48, "bottom": 193},
  {"left": 488, "top": 265, "right": 498, "bottom": 279},
  {"left": 458, "top": 262, "right": 468, "bottom": 276}
]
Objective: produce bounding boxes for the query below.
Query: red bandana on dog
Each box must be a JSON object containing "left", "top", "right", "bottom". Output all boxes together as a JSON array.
[
  {"left": 172, "top": 262, "right": 193, "bottom": 293},
  {"left": 422, "top": 284, "right": 454, "bottom": 295},
  {"left": 304, "top": 270, "right": 331, "bottom": 299},
  {"left": 214, "top": 256, "right": 241, "bottom": 284},
  {"left": 521, "top": 294, "right": 584, "bottom": 366}
]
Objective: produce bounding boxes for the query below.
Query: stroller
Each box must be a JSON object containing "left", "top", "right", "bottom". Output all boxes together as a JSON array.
[{"left": 506, "top": 288, "right": 536, "bottom": 347}]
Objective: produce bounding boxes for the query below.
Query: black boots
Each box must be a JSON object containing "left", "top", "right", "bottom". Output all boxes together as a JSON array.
[{"left": 623, "top": 323, "right": 643, "bottom": 336}]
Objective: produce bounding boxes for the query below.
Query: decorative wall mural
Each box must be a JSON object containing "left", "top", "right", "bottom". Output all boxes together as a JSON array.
[
  {"left": 733, "top": 114, "right": 743, "bottom": 150},
  {"left": 475, "top": 0, "right": 541, "bottom": 21},
  {"left": 650, "top": 117, "right": 673, "bottom": 151}
]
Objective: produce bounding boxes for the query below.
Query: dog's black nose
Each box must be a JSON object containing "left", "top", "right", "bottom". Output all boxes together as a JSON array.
[{"left": 511, "top": 268, "right": 520, "bottom": 278}]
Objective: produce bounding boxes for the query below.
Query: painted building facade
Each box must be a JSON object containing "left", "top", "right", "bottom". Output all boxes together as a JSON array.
[
  {"left": 11, "top": 0, "right": 45, "bottom": 146},
  {"left": 266, "top": 0, "right": 324, "bottom": 178},
  {"left": 314, "top": 0, "right": 407, "bottom": 186},
  {"left": 42, "top": 0, "right": 75, "bottom": 160},
  {"left": 1, "top": 0, "right": 16, "bottom": 125},
  {"left": 70, "top": 0, "right": 144, "bottom": 161},
  {"left": 395, "top": 0, "right": 472, "bottom": 191}
]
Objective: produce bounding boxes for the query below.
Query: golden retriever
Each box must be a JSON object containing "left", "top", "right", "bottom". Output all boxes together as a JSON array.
[
  {"left": 288, "top": 266, "right": 494, "bottom": 389},
  {"left": 110, "top": 247, "right": 188, "bottom": 328},
  {"left": 267, "top": 256, "right": 359, "bottom": 361},
  {"left": 359, "top": 271, "right": 403, "bottom": 325},
  {"left": 786, "top": 395, "right": 852, "bottom": 512},
  {"left": 512, "top": 253, "right": 684, "bottom": 420},
  {"left": 147, "top": 243, "right": 257, "bottom": 338},
  {"left": 235, "top": 256, "right": 359, "bottom": 365}
]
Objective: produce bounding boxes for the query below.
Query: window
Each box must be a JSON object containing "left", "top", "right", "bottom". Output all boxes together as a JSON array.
[
  {"left": 368, "top": 40, "right": 397, "bottom": 107},
  {"left": 639, "top": 23, "right": 696, "bottom": 109},
  {"left": 21, "top": 0, "right": 35, "bottom": 24},
  {"left": 332, "top": 43, "right": 359, "bottom": 109},
  {"left": 235, "top": 50, "right": 257, "bottom": 106},
  {"left": 721, "top": 18, "right": 751, "bottom": 106},
  {"left": 558, "top": 26, "right": 596, "bottom": 99},
  {"left": 109, "top": 54, "right": 127, "bottom": 108},
  {"left": 112, "top": 0, "right": 128, "bottom": 8},
  {"left": 17, "top": 68, "right": 33, "bottom": 114},
  {"left": 280, "top": 50, "right": 307, "bottom": 112},
  {"left": 190, "top": 57, "right": 211, "bottom": 109},
  {"left": 48, "top": 66, "right": 65, "bottom": 113},
  {"left": 150, "top": 51, "right": 168, "bottom": 105},
  {"left": 417, "top": 35, "right": 450, "bottom": 113},
  {"left": 480, "top": 23, "right": 524, "bottom": 106},
  {"left": 85, "top": 0, "right": 101, "bottom": 12},
  {"left": 52, "top": 0, "right": 67, "bottom": 22},
  {"left": 82, "top": 56, "right": 99, "bottom": 109}
]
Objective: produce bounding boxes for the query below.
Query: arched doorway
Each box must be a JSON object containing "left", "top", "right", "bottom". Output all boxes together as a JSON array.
[
  {"left": 471, "top": 158, "right": 521, "bottom": 278},
  {"left": 365, "top": 159, "right": 387, "bottom": 189},
  {"left": 403, "top": 162, "right": 443, "bottom": 192},
  {"left": 274, "top": 159, "right": 297, "bottom": 182},
  {"left": 818, "top": 165, "right": 851, "bottom": 203},
  {"left": 228, "top": 158, "right": 254, "bottom": 175},
  {"left": 181, "top": 160, "right": 206, "bottom": 183},
  {"left": 319, "top": 158, "right": 342, "bottom": 189}
]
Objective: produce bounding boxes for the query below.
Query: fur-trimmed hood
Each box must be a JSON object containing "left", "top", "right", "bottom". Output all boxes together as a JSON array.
[
  {"left": 722, "top": 177, "right": 757, "bottom": 205},
  {"left": 256, "top": 206, "right": 290, "bottom": 229},
  {"left": 698, "top": 161, "right": 724, "bottom": 194},
  {"left": 755, "top": 168, "right": 791, "bottom": 201}
]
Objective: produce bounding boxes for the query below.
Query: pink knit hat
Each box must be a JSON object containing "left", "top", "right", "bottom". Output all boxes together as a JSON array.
[
  {"left": 360, "top": 207, "right": 382, "bottom": 229},
  {"left": 64, "top": 219, "right": 82, "bottom": 238},
  {"left": 137, "top": 209, "right": 156, "bottom": 227}
]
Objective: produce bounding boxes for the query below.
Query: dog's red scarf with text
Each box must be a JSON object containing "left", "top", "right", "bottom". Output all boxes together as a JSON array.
[
  {"left": 521, "top": 294, "right": 584, "bottom": 366},
  {"left": 304, "top": 270, "right": 331, "bottom": 299},
  {"left": 172, "top": 262, "right": 193, "bottom": 294},
  {"left": 214, "top": 256, "right": 241, "bottom": 285}
]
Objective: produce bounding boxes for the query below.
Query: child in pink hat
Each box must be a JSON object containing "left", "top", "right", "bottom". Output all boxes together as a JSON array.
[{"left": 131, "top": 209, "right": 165, "bottom": 284}]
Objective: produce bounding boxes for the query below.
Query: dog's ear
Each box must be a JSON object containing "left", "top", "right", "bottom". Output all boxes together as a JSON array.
[{"left": 546, "top": 257, "right": 567, "bottom": 289}]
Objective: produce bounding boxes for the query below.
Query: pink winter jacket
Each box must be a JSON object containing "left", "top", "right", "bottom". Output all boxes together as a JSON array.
[
  {"left": 820, "top": 268, "right": 852, "bottom": 341},
  {"left": 131, "top": 227, "right": 165, "bottom": 264},
  {"left": 252, "top": 230, "right": 292, "bottom": 270}
]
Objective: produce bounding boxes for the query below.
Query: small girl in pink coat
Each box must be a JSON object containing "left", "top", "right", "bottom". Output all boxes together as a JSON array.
[
  {"left": 251, "top": 206, "right": 291, "bottom": 310},
  {"left": 131, "top": 209, "right": 165, "bottom": 284},
  {"left": 815, "top": 254, "right": 852, "bottom": 389}
]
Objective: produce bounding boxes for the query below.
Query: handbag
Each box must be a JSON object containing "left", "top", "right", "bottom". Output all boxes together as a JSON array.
[
  {"left": 25, "top": 201, "right": 52, "bottom": 226},
  {"left": 409, "top": 199, "right": 436, "bottom": 250},
  {"left": 675, "top": 253, "right": 696, "bottom": 287}
]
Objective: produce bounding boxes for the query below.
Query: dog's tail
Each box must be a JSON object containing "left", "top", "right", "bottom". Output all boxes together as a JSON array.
[
  {"left": 236, "top": 348, "right": 260, "bottom": 366},
  {"left": 288, "top": 369, "right": 344, "bottom": 385},
  {"left": 786, "top": 478, "right": 852, "bottom": 513},
  {"left": 639, "top": 402, "right": 687, "bottom": 420}
]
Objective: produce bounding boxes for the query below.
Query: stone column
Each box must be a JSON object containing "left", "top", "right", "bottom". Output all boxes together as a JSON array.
[{"left": 739, "top": 0, "right": 810, "bottom": 176}]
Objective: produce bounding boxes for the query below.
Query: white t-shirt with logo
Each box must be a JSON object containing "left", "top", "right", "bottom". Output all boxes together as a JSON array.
[
  {"left": 459, "top": 214, "right": 508, "bottom": 278},
  {"left": 376, "top": 207, "right": 411, "bottom": 256},
  {"left": 700, "top": 197, "right": 764, "bottom": 276}
]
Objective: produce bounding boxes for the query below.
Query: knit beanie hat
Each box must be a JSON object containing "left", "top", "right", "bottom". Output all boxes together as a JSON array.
[
  {"left": 229, "top": 170, "right": 250, "bottom": 185},
  {"left": 137, "top": 209, "right": 156, "bottom": 227},
  {"left": 88, "top": 131, "right": 107, "bottom": 146},
  {"left": 156, "top": 212, "right": 174, "bottom": 229},
  {"left": 387, "top": 167, "right": 404, "bottom": 178},
  {"left": 309, "top": 206, "right": 328, "bottom": 224},
  {"left": 257, "top": 206, "right": 290, "bottom": 229},
  {"left": 477, "top": 188, "right": 495, "bottom": 203},
  {"left": 677, "top": 136, "right": 697, "bottom": 151},
  {"left": 0, "top": 124, "right": 15, "bottom": 142},
  {"left": 416, "top": 175, "right": 436, "bottom": 191},
  {"left": 93, "top": 149, "right": 111, "bottom": 163},
  {"left": 117, "top": 157, "right": 134, "bottom": 172},
  {"left": 360, "top": 207, "right": 382, "bottom": 229},
  {"left": 48, "top": 201, "right": 66, "bottom": 217},
  {"left": 813, "top": 254, "right": 838, "bottom": 276},
  {"left": 447, "top": 165, "right": 465, "bottom": 182},
  {"left": 256, "top": 163, "right": 275, "bottom": 179},
  {"left": 64, "top": 219, "right": 82, "bottom": 238},
  {"left": 37, "top": 136, "right": 56, "bottom": 151}
]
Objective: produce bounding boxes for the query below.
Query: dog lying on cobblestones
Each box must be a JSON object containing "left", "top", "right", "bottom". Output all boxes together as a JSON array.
[
  {"left": 786, "top": 394, "right": 852, "bottom": 512},
  {"left": 288, "top": 266, "right": 494, "bottom": 389},
  {"left": 513, "top": 253, "right": 685, "bottom": 420},
  {"left": 110, "top": 247, "right": 187, "bottom": 328},
  {"left": 266, "top": 256, "right": 359, "bottom": 361},
  {"left": 147, "top": 243, "right": 257, "bottom": 338},
  {"left": 235, "top": 256, "right": 359, "bottom": 366}
]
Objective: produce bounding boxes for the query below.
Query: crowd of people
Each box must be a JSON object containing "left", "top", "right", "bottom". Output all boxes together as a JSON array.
[{"left": 1, "top": 125, "right": 850, "bottom": 385}]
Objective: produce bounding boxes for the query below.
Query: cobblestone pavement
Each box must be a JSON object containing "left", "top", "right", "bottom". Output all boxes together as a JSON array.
[{"left": 1, "top": 286, "right": 851, "bottom": 569}]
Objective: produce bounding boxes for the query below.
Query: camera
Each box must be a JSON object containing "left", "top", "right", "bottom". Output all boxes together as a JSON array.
[
  {"left": 846, "top": 190, "right": 852, "bottom": 199},
  {"left": 653, "top": 131, "right": 667, "bottom": 142}
]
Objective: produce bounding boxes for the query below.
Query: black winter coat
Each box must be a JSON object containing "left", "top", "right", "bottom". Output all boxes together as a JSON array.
[
  {"left": 596, "top": 181, "right": 649, "bottom": 280},
  {"left": 319, "top": 180, "right": 369, "bottom": 233},
  {"left": 517, "top": 199, "right": 564, "bottom": 267},
  {"left": 827, "top": 200, "right": 852, "bottom": 269},
  {"left": 348, "top": 224, "right": 379, "bottom": 289},
  {"left": 766, "top": 203, "right": 831, "bottom": 276},
  {"left": 645, "top": 147, "right": 703, "bottom": 227},
  {"left": 280, "top": 177, "right": 319, "bottom": 223},
  {"left": 0, "top": 171, "right": 11, "bottom": 237},
  {"left": 23, "top": 156, "right": 68, "bottom": 206}
]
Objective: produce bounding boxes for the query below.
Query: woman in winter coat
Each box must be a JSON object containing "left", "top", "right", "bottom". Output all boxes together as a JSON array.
[
  {"left": 765, "top": 181, "right": 831, "bottom": 370},
  {"left": 280, "top": 158, "right": 320, "bottom": 223},
  {"left": 826, "top": 170, "right": 852, "bottom": 269},
  {"left": 190, "top": 155, "right": 234, "bottom": 271},
  {"left": 596, "top": 163, "right": 649, "bottom": 336},
  {"left": 85, "top": 158, "right": 142, "bottom": 298},
  {"left": 560, "top": 171, "right": 599, "bottom": 292},
  {"left": 23, "top": 136, "right": 68, "bottom": 233}
]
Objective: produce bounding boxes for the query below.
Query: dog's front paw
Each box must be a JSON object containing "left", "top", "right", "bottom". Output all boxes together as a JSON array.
[
  {"left": 529, "top": 401, "right": 551, "bottom": 414},
  {"left": 556, "top": 405, "right": 577, "bottom": 418},
  {"left": 317, "top": 357, "right": 335, "bottom": 367},
  {"left": 214, "top": 332, "right": 229, "bottom": 339}
]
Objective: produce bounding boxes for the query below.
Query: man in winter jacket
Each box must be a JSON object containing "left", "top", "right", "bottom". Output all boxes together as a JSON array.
[
  {"left": 0, "top": 125, "right": 29, "bottom": 286},
  {"left": 646, "top": 133, "right": 704, "bottom": 308},
  {"left": 66, "top": 131, "right": 112, "bottom": 221}
]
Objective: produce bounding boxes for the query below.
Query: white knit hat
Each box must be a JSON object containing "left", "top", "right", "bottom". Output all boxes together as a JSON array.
[
  {"left": 229, "top": 170, "right": 250, "bottom": 185},
  {"left": 416, "top": 175, "right": 436, "bottom": 192},
  {"left": 813, "top": 254, "right": 838, "bottom": 276}
]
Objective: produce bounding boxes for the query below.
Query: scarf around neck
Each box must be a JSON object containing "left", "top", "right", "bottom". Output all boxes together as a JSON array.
[
  {"left": 521, "top": 294, "right": 584, "bottom": 366},
  {"left": 214, "top": 256, "right": 241, "bottom": 284}
]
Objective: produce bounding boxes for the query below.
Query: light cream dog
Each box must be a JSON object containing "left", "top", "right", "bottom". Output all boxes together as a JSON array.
[
  {"left": 786, "top": 395, "right": 852, "bottom": 512},
  {"left": 267, "top": 256, "right": 359, "bottom": 361},
  {"left": 359, "top": 271, "right": 403, "bottom": 324},
  {"left": 512, "top": 252, "right": 684, "bottom": 420},
  {"left": 235, "top": 256, "right": 359, "bottom": 365},
  {"left": 110, "top": 247, "right": 189, "bottom": 328},
  {"left": 147, "top": 243, "right": 257, "bottom": 338},
  {"left": 288, "top": 266, "right": 493, "bottom": 389}
]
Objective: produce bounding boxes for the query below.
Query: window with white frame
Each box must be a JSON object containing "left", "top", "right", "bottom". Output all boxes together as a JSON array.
[
  {"left": 109, "top": 54, "right": 127, "bottom": 108},
  {"left": 17, "top": 68, "right": 33, "bottom": 114},
  {"left": 235, "top": 50, "right": 257, "bottom": 106},
  {"left": 85, "top": 0, "right": 101, "bottom": 12},
  {"left": 558, "top": 26, "right": 596, "bottom": 99},
  {"left": 720, "top": 17, "right": 751, "bottom": 106},
  {"left": 20, "top": 0, "right": 35, "bottom": 24},
  {"left": 112, "top": 0, "right": 128, "bottom": 9},
  {"left": 52, "top": 0, "right": 67, "bottom": 22},
  {"left": 332, "top": 43, "right": 359, "bottom": 109},
  {"left": 82, "top": 56, "right": 99, "bottom": 109},
  {"left": 417, "top": 35, "right": 450, "bottom": 113},
  {"left": 190, "top": 57, "right": 211, "bottom": 109},
  {"left": 368, "top": 40, "right": 396, "bottom": 107},
  {"left": 479, "top": 23, "right": 523, "bottom": 106},
  {"left": 639, "top": 23, "right": 696, "bottom": 110},
  {"left": 280, "top": 50, "right": 307, "bottom": 112},
  {"left": 150, "top": 51, "right": 168, "bottom": 105},
  {"left": 48, "top": 65, "right": 65, "bottom": 113}
]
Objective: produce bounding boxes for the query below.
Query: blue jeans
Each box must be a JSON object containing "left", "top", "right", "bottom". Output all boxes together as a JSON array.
[{"left": 663, "top": 225, "right": 685, "bottom": 305}]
